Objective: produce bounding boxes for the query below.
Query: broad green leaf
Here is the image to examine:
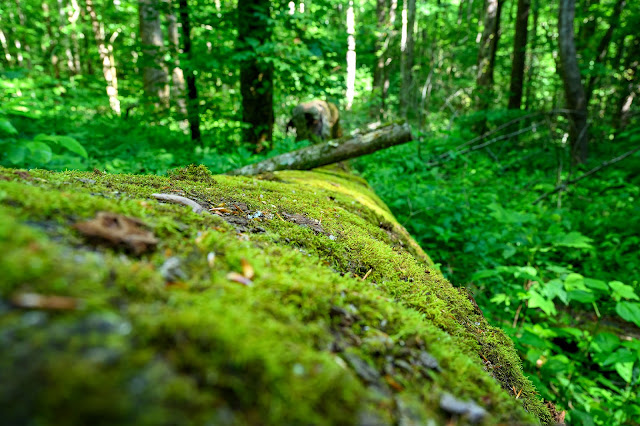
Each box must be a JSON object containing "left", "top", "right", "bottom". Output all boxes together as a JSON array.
[
  {"left": 6, "top": 144, "right": 27, "bottom": 164},
  {"left": 614, "top": 361, "right": 633, "bottom": 383},
  {"left": 609, "top": 281, "right": 639, "bottom": 301},
  {"left": 615, "top": 302, "right": 640, "bottom": 327},
  {"left": 34, "top": 134, "right": 88, "bottom": 159},
  {"left": 0, "top": 119, "right": 18, "bottom": 136},
  {"left": 528, "top": 290, "right": 556, "bottom": 315},
  {"left": 564, "top": 273, "right": 586, "bottom": 291},
  {"left": 591, "top": 333, "right": 619, "bottom": 354},
  {"left": 568, "top": 290, "right": 596, "bottom": 304},
  {"left": 602, "top": 348, "right": 635, "bottom": 367},
  {"left": 25, "top": 141, "right": 53, "bottom": 164},
  {"left": 583, "top": 278, "right": 608, "bottom": 292},
  {"left": 542, "top": 279, "right": 568, "bottom": 304},
  {"left": 550, "top": 231, "right": 593, "bottom": 249}
]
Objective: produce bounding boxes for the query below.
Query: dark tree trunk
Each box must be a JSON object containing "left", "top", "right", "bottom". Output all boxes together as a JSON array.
[
  {"left": 508, "top": 0, "right": 530, "bottom": 109},
  {"left": 558, "top": 0, "right": 588, "bottom": 164},
  {"left": 585, "top": 0, "right": 626, "bottom": 103},
  {"left": 177, "top": 0, "right": 201, "bottom": 143},
  {"left": 475, "top": 0, "right": 504, "bottom": 130},
  {"left": 139, "top": 0, "right": 169, "bottom": 110},
  {"left": 238, "top": 0, "right": 274, "bottom": 150}
]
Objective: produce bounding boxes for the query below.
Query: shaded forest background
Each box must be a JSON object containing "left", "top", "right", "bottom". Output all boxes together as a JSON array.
[{"left": 1, "top": 0, "right": 639, "bottom": 424}]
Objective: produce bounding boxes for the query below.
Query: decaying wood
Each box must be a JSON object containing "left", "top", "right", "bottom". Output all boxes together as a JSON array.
[{"left": 228, "top": 122, "right": 413, "bottom": 176}]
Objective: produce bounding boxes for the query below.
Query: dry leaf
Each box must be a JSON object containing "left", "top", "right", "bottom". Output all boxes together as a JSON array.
[
  {"left": 74, "top": 211, "right": 158, "bottom": 255},
  {"left": 227, "top": 272, "right": 253, "bottom": 287},
  {"left": 11, "top": 292, "right": 79, "bottom": 310},
  {"left": 241, "top": 258, "right": 254, "bottom": 280}
]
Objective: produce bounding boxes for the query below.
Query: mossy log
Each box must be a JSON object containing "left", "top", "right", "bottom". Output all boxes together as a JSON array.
[
  {"left": 229, "top": 123, "right": 412, "bottom": 176},
  {"left": 0, "top": 165, "right": 552, "bottom": 425}
]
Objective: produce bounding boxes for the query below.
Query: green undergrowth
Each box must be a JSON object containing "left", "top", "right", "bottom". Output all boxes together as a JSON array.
[{"left": 0, "top": 165, "right": 551, "bottom": 424}]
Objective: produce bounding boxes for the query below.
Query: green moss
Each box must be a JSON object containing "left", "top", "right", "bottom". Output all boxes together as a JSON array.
[{"left": 0, "top": 165, "right": 551, "bottom": 424}]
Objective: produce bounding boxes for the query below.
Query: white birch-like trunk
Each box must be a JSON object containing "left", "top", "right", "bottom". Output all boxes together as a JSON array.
[
  {"left": 0, "top": 27, "right": 12, "bottom": 64},
  {"left": 346, "top": 1, "right": 356, "bottom": 110},
  {"left": 85, "top": 0, "right": 121, "bottom": 115}
]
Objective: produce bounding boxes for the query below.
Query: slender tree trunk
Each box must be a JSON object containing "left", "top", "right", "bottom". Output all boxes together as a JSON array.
[
  {"left": 166, "top": 0, "right": 188, "bottom": 119},
  {"left": 57, "top": 0, "right": 76, "bottom": 74},
  {"left": 81, "top": 6, "right": 94, "bottom": 75},
  {"left": 238, "top": 0, "right": 274, "bottom": 148},
  {"left": 68, "top": 0, "right": 82, "bottom": 74},
  {"left": 14, "top": 0, "right": 32, "bottom": 69},
  {"left": 178, "top": 0, "right": 201, "bottom": 143},
  {"left": 42, "top": 3, "right": 60, "bottom": 79},
  {"left": 524, "top": 0, "right": 538, "bottom": 110},
  {"left": 475, "top": 0, "right": 504, "bottom": 130},
  {"left": 382, "top": 0, "right": 399, "bottom": 118},
  {"left": 558, "top": 0, "right": 588, "bottom": 163},
  {"left": 585, "top": 0, "right": 626, "bottom": 103},
  {"left": 139, "top": 0, "right": 169, "bottom": 110},
  {"left": 370, "top": 0, "right": 386, "bottom": 119},
  {"left": 345, "top": 0, "right": 356, "bottom": 110},
  {"left": 85, "top": 0, "right": 121, "bottom": 115},
  {"left": 617, "top": 36, "right": 639, "bottom": 128},
  {"left": 400, "top": 0, "right": 416, "bottom": 118},
  {"left": 577, "top": 0, "right": 599, "bottom": 52},
  {"left": 508, "top": 0, "right": 530, "bottom": 109}
]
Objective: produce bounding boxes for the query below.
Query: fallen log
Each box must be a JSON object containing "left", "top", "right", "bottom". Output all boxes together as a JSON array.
[{"left": 228, "top": 122, "right": 413, "bottom": 176}]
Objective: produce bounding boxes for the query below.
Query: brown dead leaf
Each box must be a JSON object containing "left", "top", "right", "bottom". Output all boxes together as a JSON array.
[
  {"left": 384, "top": 375, "right": 404, "bottom": 392},
  {"left": 11, "top": 292, "right": 79, "bottom": 310},
  {"left": 227, "top": 272, "right": 253, "bottom": 287},
  {"left": 74, "top": 211, "right": 158, "bottom": 255},
  {"left": 241, "top": 258, "right": 254, "bottom": 280}
]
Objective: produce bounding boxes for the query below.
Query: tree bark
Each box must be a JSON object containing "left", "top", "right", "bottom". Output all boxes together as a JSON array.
[
  {"left": 177, "top": 0, "right": 201, "bottom": 143},
  {"left": 558, "top": 0, "right": 588, "bottom": 163},
  {"left": 139, "top": 0, "right": 169, "bottom": 110},
  {"left": 238, "top": 0, "right": 274, "bottom": 149},
  {"left": 508, "top": 0, "right": 530, "bottom": 109},
  {"left": 345, "top": 1, "right": 356, "bottom": 110},
  {"left": 85, "top": 0, "right": 121, "bottom": 115},
  {"left": 42, "top": 3, "right": 60, "bottom": 78},
  {"left": 166, "top": 0, "right": 188, "bottom": 119},
  {"left": 382, "top": 0, "right": 399, "bottom": 118},
  {"left": 369, "top": 0, "right": 386, "bottom": 119},
  {"left": 524, "top": 0, "right": 538, "bottom": 110},
  {"left": 475, "top": 0, "right": 504, "bottom": 113},
  {"left": 400, "top": 0, "right": 416, "bottom": 118},
  {"left": 229, "top": 123, "right": 413, "bottom": 176},
  {"left": 617, "top": 36, "right": 639, "bottom": 128}
]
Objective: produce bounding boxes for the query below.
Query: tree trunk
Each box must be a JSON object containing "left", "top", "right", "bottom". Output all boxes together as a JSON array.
[
  {"left": 0, "top": 24, "right": 12, "bottom": 66},
  {"left": 345, "top": 1, "right": 356, "bottom": 110},
  {"left": 139, "top": 0, "right": 169, "bottom": 110},
  {"left": 166, "top": 0, "right": 188, "bottom": 119},
  {"left": 617, "top": 36, "right": 639, "bottom": 128},
  {"left": 42, "top": 3, "right": 60, "bottom": 79},
  {"left": 229, "top": 123, "right": 413, "bottom": 176},
  {"left": 558, "top": 0, "right": 588, "bottom": 164},
  {"left": 382, "top": 0, "right": 399, "bottom": 118},
  {"left": 400, "top": 0, "right": 416, "bottom": 118},
  {"left": 370, "top": 0, "right": 386, "bottom": 119},
  {"left": 524, "top": 0, "right": 538, "bottom": 110},
  {"left": 475, "top": 0, "right": 504, "bottom": 112},
  {"left": 585, "top": 0, "right": 626, "bottom": 103},
  {"left": 177, "top": 0, "right": 201, "bottom": 143},
  {"left": 68, "top": 0, "right": 82, "bottom": 74},
  {"left": 57, "top": 0, "right": 76, "bottom": 74},
  {"left": 85, "top": 0, "right": 121, "bottom": 115},
  {"left": 508, "top": 0, "right": 530, "bottom": 109},
  {"left": 238, "top": 0, "right": 274, "bottom": 149}
]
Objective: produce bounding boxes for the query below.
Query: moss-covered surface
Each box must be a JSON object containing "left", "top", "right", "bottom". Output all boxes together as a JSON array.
[{"left": 0, "top": 165, "right": 552, "bottom": 425}]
